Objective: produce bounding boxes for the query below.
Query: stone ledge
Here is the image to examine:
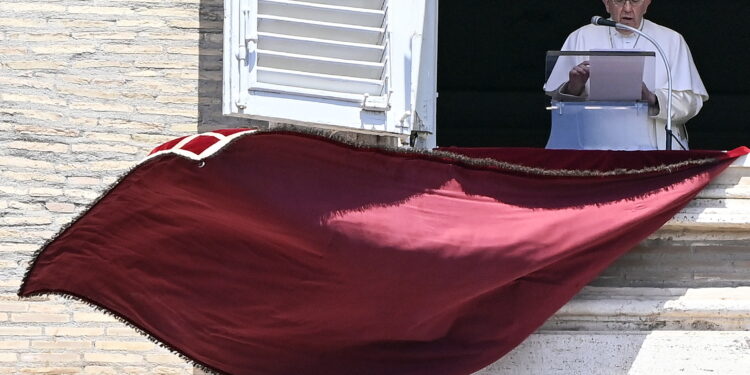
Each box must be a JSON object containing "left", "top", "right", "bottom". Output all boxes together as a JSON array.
[{"left": 543, "top": 287, "right": 750, "bottom": 331}]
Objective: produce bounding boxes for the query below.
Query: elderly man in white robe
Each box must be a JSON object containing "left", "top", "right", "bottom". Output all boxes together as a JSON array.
[{"left": 544, "top": 0, "right": 708, "bottom": 150}]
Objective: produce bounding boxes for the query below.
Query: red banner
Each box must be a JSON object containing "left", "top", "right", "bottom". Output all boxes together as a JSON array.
[{"left": 19, "top": 131, "right": 749, "bottom": 375}]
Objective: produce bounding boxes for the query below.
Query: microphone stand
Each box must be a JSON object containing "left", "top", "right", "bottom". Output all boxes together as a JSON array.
[{"left": 593, "top": 19, "right": 673, "bottom": 150}]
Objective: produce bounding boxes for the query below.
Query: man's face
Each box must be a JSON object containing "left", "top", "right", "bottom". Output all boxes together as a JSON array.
[{"left": 603, "top": 0, "right": 652, "bottom": 30}]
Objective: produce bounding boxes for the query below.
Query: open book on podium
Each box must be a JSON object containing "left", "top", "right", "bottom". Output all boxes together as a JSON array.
[{"left": 543, "top": 50, "right": 656, "bottom": 150}]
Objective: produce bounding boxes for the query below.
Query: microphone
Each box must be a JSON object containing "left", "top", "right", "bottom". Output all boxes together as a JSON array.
[
  {"left": 591, "top": 16, "right": 617, "bottom": 27},
  {"left": 590, "top": 15, "right": 676, "bottom": 150}
]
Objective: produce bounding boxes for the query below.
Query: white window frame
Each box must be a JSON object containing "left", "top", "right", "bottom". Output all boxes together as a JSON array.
[{"left": 223, "top": 0, "right": 438, "bottom": 147}]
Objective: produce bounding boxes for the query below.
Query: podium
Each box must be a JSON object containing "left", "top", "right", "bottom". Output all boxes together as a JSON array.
[{"left": 543, "top": 51, "right": 657, "bottom": 150}]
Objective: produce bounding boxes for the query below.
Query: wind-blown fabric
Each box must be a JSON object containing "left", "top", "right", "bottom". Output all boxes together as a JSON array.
[{"left": 19, "top": 130, "right": 749, "bottom": 375}]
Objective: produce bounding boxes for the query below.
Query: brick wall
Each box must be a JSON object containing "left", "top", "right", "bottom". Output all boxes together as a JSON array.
[{"left": 0, "top": 0, "right": 252, "bottom": 372}]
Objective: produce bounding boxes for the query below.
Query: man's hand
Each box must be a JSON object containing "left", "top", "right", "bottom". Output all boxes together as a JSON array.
[
  {"left": 641, "top": 83, "right": 659, "bottom": 115},
  {"left": 562, "top": 61, "right": 590, "bottom": 96}
]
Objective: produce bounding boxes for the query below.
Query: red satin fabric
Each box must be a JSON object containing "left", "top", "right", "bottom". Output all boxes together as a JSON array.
[{"left": 20, "top": 132, "right": 748, "bottom": 375}]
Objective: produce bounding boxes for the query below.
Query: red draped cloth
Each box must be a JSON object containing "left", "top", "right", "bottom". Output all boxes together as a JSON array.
[{"left": 19, "top": 130, "right": 749, "bottom": 375}]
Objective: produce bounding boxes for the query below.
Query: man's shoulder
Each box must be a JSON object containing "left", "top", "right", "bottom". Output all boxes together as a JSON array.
[
  {"left": 568, "top": 23, "right": 600, "bottom": 37},
  {"left": 564, "top": 23, "right": 602, "bottom": 43},
  {"left": 644, "top": 19, "right": 685, "bottom": 41}
]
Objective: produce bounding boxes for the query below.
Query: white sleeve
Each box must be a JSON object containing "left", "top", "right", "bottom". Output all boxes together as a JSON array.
[{"left": 652, "top": 89, "right": 705, "bottom": 123}]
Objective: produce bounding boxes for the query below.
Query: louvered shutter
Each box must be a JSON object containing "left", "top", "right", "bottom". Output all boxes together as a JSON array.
[{"left": 223, "top": 0, "right": 437, "bottom": 141}]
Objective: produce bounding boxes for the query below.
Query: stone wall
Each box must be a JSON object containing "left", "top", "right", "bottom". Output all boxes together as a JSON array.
[{"left": 0, "top": 0, "right": 250, "bottom": 372}]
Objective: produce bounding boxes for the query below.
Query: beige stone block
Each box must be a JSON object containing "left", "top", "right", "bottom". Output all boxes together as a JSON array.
[
  {"left": 102, "top": 44, "right": 163, "bottom": 54},
  {"left": 6, "top": 141, "right": 69, "bottom": 153},
  {"left": 28, "top": 188, "right": 64, "bottom": 197},
  {"left": 138, "top": 8, "right": 196, "bottom": 17},
  {"left": 74, "top": 312, "right": 117, "bottom": 323},
  {"left": 0, "top": 327, "right": 42, "bottom": 335},
  {"left": 83, "top": 132, "right": 131, "bottom": 142},
  {"left": 0, "top": 46, "right": 26, "bottom": 55},
  {"left": 146, "top": 354, "right": 185, "bottom": 364},
  {"left": 0, "top": 279, "right": 21, "bottom": 287},
  {"left": 52, "top": 20, "right": 114, "bottom": 28},
  {"left": 0, "top": 3, "right": 66, "bottom": 12},
  {"left": 83, "top": 367, "right": 118, "bottom": 375},
  {"left": 19, "top": 353, "right": 79, "bottom": 362},
  {"left": 99, "top": 118, "right": 162, "bottom": 131},
  {"left": 132, "top": 134, "right": 181, "bottom": 145},
  {"left": 72, "top": 143, "right": 141, "bottom": 154},
  {"left": 30, "top": 45, "right": 97, "bottom": 54},
  {"left": 0, "top": 156, "right": 55, "bottom": 169},
  {"left": 170, "top": 123, "right": 198, "bottom": 133},
  {"left": 69, "top": 117, "right": 99, "bottom": 127},
  {"left": 153, "top": 366, "right": 190, "bottom": 374},
  {"left": 121, "top": 367, "right": 149, "bottom": 375},
  {"left": 141, "top": 32, "right": 199, "bottom": 41},
  {"left": 0, "top": 260, "right": 16, "bottom": 268},
  {"left": 72, "top": 32, "right": 137, "bottom": 40},
  {"left": 0, "top": 18, "right": 46, "bottom": 28},
  {"left": 125, "top": 71, "right": 163, "bottom": 78},
  {"left": 0, "top": 354, "right": 16, "bottom": 363},
  {"left": 6, "top": 32, "right": 70, "bottom": 41},
  {"left": 0, "top": 228, "right": 54, "bottom": 240},
  {"left": 69, "top": 101, "right": 134, "bottom": 113},
  {"left": 122, "top": 92, "right": 155, "bottom": 100},
  {"left": 0, "top": 243, "right": 38, "bottom": 253},
  {"left": 72, "top": 61, "right": 131, "bottom": 69},
  {"left": 137, "top": 106, "right": 196, "bottom": 118},
  {"left": 19, "top": 367, "right": 79, "bottom": 374},
  {"left": 0, "top": 185, "right": 29, "bottom": 195},
  {"left": 134, "top": 61, "right": 197, "bottom": 69},
  {"left": 12, "top": 313, "right": 69, "bottom": 323},
  {"left": 0, "top": 108, "right": 63, "bottom": 121},
  {"left": 128, "top": 81, "right": 195, "bottom": 94},
  {"left": 106, "top": 327, "right": 141, "bottom": 337},
  {"left": 0, "top": 93, "right": 67, "bottom": 106},
  {"left": 58, "top": 87, "right": 120, "bottom": 100},
  {"left": 45, "top": 202, "right": 76, "bottom": 213},
  {"left": 15, "top": 125, "right": 79, "bottom": 137},
  {"left": 156, "top": 95, "right": 199, "bottom": 104},
  {"left": 81, "top": 161, "right": 135, "bottom": 172},
  {"left": 67, "top": 177, "right": 101, "bottom": 185},
  {"left": 6, "top": 201, "right": 42, "bottom": 210},
  {"left": 84, "top": 353, "right": 144, "bottom": 363},
  {"left": 167, "top": 20, "right": 200, "bottom": 29},
  {"left": 0, "top": 340, "right": 28, "bottom": 349},
  {"left": 96, "top": 340, "right": 155, "bottom": 351},
  {"left": 27, "top": 304, "right": 68, "bottom": 313},
  {"left": 3, "top": 61, "right": 65, "bottom": 70},
  {"left": 46, "top": 327, "right": 104, "bottom": 337},
  {"left": 63, "top": 189, "right": 101, "bottom": 199},
  {"left": 116, "top": 19, "right": 167, "bottom": 28},
  {"left": 20, "top": 353, "right": 81, "bottom": 362},
  {"left": 0, "top": 216, "right": 53, "bottom": 225},
  {"left": 67, "top": 6, "right": 134, "bottom": 15},
  {"left": 31, "top": 340, "right": 92, "bottom": 350},
  {"left": 0, "top": 76, "right": 55, "bottom": 89}
]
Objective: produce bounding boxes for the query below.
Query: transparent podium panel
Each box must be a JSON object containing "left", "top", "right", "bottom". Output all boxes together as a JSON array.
[
  {"left": 544, "top": 50, "right": 656, "bottom": 96},
  {"left": 543, "top": 50, "right": 658, "bottom": 150},
  {"left": 546, "top": 101, "right": 656, "bottom": 150}
]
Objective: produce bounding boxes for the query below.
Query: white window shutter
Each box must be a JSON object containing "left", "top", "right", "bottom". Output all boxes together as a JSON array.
[{"left": 223, "top": 0, "right": 438, "bottom": 139}]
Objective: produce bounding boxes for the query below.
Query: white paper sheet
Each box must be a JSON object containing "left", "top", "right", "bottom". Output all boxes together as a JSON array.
[{"left": 588, "top": 51, "right": 645, "bottom": 101}]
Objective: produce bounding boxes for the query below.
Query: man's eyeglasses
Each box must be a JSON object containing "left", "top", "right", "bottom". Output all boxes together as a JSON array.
[{"left": 611, "top": 0, "right": 644, "bottom": 5}]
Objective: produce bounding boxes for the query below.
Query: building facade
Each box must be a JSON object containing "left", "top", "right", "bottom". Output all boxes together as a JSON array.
[{"left": 1, "top": 0, "right": 748, "bottom": 373}]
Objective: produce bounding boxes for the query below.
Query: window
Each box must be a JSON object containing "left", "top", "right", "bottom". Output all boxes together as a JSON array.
[{"left": 223, "top": 0, "right": 438, "bottom": 146}]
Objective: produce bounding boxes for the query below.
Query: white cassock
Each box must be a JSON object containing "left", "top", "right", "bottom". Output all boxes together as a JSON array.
[{"left": 544, "top": 19, "right": 708, "bottom": 150}]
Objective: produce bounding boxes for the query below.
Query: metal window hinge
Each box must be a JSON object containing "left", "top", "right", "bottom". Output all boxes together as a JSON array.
[{"left": 361, "top": 91, "right": 392, "bottom": 112}]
